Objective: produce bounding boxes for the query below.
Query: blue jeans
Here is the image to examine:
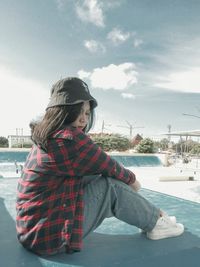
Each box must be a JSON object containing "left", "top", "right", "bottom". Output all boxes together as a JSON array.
[{"left": 82, "top": 175, "right": 160, "bottom": 238}]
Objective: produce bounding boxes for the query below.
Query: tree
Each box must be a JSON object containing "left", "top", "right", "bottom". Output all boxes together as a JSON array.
[
  {"left": 174, "top": 139, "right": 199, "bottom": 154},
  {"left": 0, "top": 136, "right": 8, "bottom": 147},
  {"left": 135, "top": 138, "right": 154, "bottom": 153},
  {"left": 159, "top": 138, "right": 170, "bottom": 150},
  {"left": 91, "top": 133, "right": 131, "bottom": 151},
  {"left": 190, "top": 143, "right": 200, "bottom": 155}
]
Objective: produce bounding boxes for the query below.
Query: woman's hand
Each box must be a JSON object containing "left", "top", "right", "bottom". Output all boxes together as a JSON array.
[{"left": 129, "top": 179, "right": 141, "bottom": 192}]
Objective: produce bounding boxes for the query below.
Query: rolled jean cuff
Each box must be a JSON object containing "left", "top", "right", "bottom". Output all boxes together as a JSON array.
[{"left": 144, "top": 206, "right": 160, "bottom": 232}]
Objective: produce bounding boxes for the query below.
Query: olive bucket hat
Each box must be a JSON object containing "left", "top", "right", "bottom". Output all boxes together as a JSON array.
[{"left": 46, "top": 77, "right": 97, "bottom": 110}]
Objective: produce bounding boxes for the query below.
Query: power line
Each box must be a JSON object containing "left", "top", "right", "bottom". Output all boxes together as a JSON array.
[
  {"left": 117, "top": 121, "right": 144, "bottom": 139},
  {"left": 182, "top": 113, "right": 200, "bottom": 119}
]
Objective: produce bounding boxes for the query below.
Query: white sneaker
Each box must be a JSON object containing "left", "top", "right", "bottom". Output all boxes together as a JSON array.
[
  {"left": 169, "top": 216, "right": 176, "bottom": 224},
  {"left": 146, "top": 215, "right": 184, "bottom": 240},
  {"left": 140, "top": 215, "right": 176, "bottom": 233}
]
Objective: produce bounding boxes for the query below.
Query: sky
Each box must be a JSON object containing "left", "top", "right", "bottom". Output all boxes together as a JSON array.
[{"left": 0, "top": 0, "right": 200, "bottom": 140}]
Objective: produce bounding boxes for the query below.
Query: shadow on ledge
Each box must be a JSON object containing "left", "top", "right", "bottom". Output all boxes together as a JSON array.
[
  {"left": 44, "top": 230, "right": 200, "bottom": 267},
  {"left": 0, "top": 197, "right": 43, "bottom": 267}
]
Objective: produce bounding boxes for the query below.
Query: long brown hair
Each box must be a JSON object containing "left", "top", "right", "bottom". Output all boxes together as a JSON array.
[{"left": 30, "top": 103, "right": 95, "bottom": 150}]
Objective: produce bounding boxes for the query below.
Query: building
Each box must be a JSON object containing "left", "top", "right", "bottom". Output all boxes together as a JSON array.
[
  {"left": 131, "top": 134, "right": 143, "bottom": 146},
  {"left": 8, "top": 135, "right": 33, "bottom": 148}
]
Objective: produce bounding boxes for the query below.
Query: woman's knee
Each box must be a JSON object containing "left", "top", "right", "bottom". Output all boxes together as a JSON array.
[{"left": 107, "top": 177, "right": 133, "bottom": 194}]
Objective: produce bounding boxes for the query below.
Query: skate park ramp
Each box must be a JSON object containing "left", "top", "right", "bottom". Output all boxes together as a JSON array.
[{"left": 110, "top": 154, "right": 162, "bottom": 167}]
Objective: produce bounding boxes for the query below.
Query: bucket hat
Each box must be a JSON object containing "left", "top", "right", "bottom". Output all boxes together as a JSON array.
[{"left": 46, "top": 77, "right": 97, "bottom": 110}]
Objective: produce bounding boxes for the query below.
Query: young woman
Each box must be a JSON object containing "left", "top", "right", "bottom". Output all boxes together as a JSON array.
[{"left": 16, "top": 77, "right": 184, "bottom": 256}]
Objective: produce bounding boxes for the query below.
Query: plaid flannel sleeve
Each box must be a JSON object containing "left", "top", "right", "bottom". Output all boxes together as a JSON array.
[{"left": 73, "top": 130, "right": 135, "bottom": 185}]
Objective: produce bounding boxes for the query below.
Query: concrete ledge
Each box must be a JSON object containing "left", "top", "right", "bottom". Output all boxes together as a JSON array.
[
  {"left": 159, "top": 176, "right": 194, "bottom": 182},
  {"left": 1, "top": 178, "right": 200, "bottom": 266}
]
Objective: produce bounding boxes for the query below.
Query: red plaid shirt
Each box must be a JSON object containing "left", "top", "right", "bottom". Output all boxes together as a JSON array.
[{"left": 16, "top": 127, "right": 135, "bottom": 255}]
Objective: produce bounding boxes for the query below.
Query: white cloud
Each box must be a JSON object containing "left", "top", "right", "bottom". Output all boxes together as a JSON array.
[
  {"left": 78, "top": 70, "right": 91, "bottom": 79},
  {"left": 133, "top": 38, "right": 143, "bottom": 48},
  {"left": 76, "top": 0, "right": 105, "bottom": 27},
  {"left": 155, "top": 67, "right": 200, "bottom": 93},
  {"left": 55, "top": 0, "right": 66, "bottom": 10},
  {"left": 84, "top": 39, "right": 106, "bottom": 53},
  {"left": 103, "top": 1, "right": 122, "bottom": 9},
  {"left": 121, "top": 93, "right": 136, "bottom": 99},
  {"left": 107, "top": 28, "right": 130, "bottom": 45},
  {"left": 0, "top": 65, "right": 49, "bottom": 136},
  {"left": 78, "top": 62, "right": 138, "bottom": 90}
]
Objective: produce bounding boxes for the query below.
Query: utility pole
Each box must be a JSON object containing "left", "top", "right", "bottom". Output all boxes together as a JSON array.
[
  {"left": 16, "top": 128, "right": 24, "bottom": 147},
  {"left": 167, "top": 124, "right": 172, "bottom": 149},
  {"left": 101, "top": 120, "right": 105, "bottom": 134},
  {"left": 101, "top": 120, "right": 111, "bottom": 134},
  {"left": 167, "top": 124, "right": 171, "bottom": 142},
  {"left": 21, "top": 128, "right": 24, "bottom": 148},
  {"left": 117, "top": 121, "right": 144, "bottom": 139}
]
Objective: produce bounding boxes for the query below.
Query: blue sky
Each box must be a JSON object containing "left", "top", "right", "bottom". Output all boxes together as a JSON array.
[{"left": 0, "top": 0, "right": 200, "bottom": 140}]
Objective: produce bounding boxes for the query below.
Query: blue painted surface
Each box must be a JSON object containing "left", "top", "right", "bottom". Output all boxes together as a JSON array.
[
  {"left": 0, "top": 152, "right": 162, "bottom": 180},
  {"left": 0, "top": 151, "right": 29, "bottom": 163},
  {"left": 0, "top": 151, "right": 162, "bottom": 167},
  {"left": 0, "top": 176, "right": 200, "bottom": 266},
  {"left": 111, "top": 154, "right": 162, "bottom": 167}
]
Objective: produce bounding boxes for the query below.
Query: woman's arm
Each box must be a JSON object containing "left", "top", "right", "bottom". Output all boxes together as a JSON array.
[{"left": 73, "top": 130, "right": 136, "bottom": 185}]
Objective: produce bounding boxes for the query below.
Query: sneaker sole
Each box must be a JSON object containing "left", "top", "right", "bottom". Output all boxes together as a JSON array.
[{"left": 147, "top": 223, "right": 184, "bottom": 240}]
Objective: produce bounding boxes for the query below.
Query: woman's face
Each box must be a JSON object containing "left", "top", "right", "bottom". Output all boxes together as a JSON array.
[{"left": 70, "top": 101, "right": 91, "bottom": 130}]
